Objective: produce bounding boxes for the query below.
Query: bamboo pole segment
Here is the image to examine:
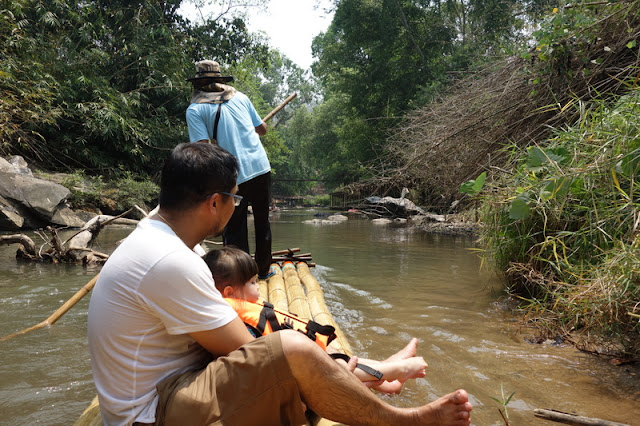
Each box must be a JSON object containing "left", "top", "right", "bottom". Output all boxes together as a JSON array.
[
  {"left": 296, "top": 262, "right": 352, "bottom": 356},
  {"left": 266, "top": 264, "right": 289, "bottom": 312},
  {"left": 258, "top": 276, "right": 269, "bottom": 301},
  {"left": 533, "top": 408, "right": 629, "bottom": 426},
  {"left": 271, "top": 247, "right": 301, "bottom": 256},
  {"left": 262, "top": 93, "right": 297, "bottom": 122},
  {"left": 72, "top": 396, "right": 101, "bottom": 426},
  {"left": 0, "top": 274, "right": 99, "bottom": 342},
  {"left": 282, "top": 261, "right": 311, "bottom": 320},
  {"left": 258, "top": 260, "right": 281, "bottom": 300}
]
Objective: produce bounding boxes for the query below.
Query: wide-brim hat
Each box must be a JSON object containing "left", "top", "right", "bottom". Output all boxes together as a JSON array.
[{"left": 186, "top": 60, "right": 234, "bottom": 82}]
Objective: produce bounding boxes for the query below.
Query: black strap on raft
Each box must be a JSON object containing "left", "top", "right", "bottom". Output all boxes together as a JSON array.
[
  {"left": 305, "top": 320, "right": 337, "bottom": 346},
  {"left": 257, "top": 301, "right": 281, "bottom": 335},
  {"left": 329, "top": 353, "right": 384, "bottom": 380},
  {"left": 257, "top": 302, "right": 338, "bottom": 347}
]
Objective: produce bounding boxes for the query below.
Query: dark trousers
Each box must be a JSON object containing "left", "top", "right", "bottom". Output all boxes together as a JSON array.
[{"left": 223, "top": 172, "right": 272, "bottom": 276}]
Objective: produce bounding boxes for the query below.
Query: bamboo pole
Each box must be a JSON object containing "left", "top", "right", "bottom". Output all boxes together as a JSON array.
[
  {"left": 297, "top": 262, "right": 352, "bottom": 356},
  {"left": 266, "top": 264, "right": 289, "bottom": 312},
  {"left": 1, "top": 274, "right": 99, "bottom": 342},
  {"left": 262, "top": 93, "right": 297, "bottom": 122},
  {"left": 282, "top": 262, "right": 311, "bottom": 320},
  {"left": 271, "top": 247, "right": 301, "bottom": 256}
]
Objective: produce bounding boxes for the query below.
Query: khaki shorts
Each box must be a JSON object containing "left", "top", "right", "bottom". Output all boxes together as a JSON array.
[{"left": 155, "top": 332, "right": 307, "bottom": 426}]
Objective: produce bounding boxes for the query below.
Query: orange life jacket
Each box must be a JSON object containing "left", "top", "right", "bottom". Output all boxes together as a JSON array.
[{"left": 225, "top": 298, "right": 337, "bottom": 350}]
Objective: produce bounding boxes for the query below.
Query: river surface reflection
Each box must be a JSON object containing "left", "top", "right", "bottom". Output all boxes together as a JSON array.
[{"left": 0, "top": 209, "right": 638, "bottom": 425}]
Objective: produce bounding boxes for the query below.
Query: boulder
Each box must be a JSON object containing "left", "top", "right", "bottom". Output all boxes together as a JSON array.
[
  {"left": 371, "top": 218, "right": 393, "bottom": 225},
  {"left": 0, "top": 157, "right": 83, "bottom": 230},
  {"left": 0, "top": 195, "right": 25, "bottom": 229},
  {"left": 0, "top": 155, "right": 32, "bottom": 176},
  {"left": 363, "top": 195, "right": 425, "bottom": 218}
]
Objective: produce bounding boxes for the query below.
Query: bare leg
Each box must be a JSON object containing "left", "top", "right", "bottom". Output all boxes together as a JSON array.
[
  {"left": 368, "top": 337, "right": 421, "bottom": 394},
  {"left": 280, "top": 331, "right": 471, "bottom": 425}
]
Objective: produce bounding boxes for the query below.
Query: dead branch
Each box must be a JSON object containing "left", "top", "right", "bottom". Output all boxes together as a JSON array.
[
  {"left": 0, "top": 234, "right": 38, "bottom": 257},
  {"left": 534, "top": 408, "right": 629, "bottom": 425},
  {"left": 1, "top": 210, "right": 139, "bottom": 264}
]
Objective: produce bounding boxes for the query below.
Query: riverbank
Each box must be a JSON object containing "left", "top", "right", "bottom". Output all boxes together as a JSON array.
[
  {"left": 409, "top": 209, "right": 480, "bottom": 237},
  {"left": 415, "top": 217, "right": 479, "bottom": 237}
]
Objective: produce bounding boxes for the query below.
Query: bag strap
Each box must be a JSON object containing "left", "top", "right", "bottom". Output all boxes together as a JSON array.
[{"left": 212, "top": 103, "right": 222, "bottom": 143}]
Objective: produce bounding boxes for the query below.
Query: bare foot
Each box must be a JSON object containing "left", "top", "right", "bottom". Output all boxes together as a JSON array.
[
  {"left": 391, "top": 356, "right": 427, "bottom": 382},
  {"left": 413, "top": 389, "right": 472, "bottom": 426},
  {"left": 385, "top": 337, "right": 418, "bottom": 362}
]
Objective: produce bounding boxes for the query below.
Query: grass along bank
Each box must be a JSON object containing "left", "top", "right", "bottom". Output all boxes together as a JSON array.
[
  {"left": 37, "top": 170, "right": 159, "bottom": 217},
  {"left": 478, "top": 87, "right": 640, "bottom": 358}
]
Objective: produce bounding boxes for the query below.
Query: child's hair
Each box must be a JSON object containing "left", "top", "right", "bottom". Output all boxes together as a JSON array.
[{"left": 203, "top": 247, "right": 259, "bottom": 293}]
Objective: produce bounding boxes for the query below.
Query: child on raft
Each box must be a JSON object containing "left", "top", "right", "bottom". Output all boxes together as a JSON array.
[{"left": 202, "top": 246, "right": 428, "bottom": 386}]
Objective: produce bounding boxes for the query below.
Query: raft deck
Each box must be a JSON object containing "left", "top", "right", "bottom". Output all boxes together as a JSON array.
[{"left": 74, "top": 261, "right": 346, "bottom": 426}]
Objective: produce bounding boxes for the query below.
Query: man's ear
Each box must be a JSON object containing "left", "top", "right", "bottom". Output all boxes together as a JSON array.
[{"left": 209, "top": 193, "right": 221, "bottom": 212}]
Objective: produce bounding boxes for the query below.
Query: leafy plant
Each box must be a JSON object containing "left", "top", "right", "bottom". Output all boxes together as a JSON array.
[
  {"left": 460, "top": 171, "right": 487, "bottom": 195},
  {"left": 480, "top": 87, "right": 640, "bottom": 353},
  {"left": 490, "top": 384, "right": 515, "bottom": 425}
]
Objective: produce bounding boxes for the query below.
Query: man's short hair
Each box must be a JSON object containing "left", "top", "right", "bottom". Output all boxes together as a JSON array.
[{"left": 159, "top": 143, "right": 238, "bottom": 211}]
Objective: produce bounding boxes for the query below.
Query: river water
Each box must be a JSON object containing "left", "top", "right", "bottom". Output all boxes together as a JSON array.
[{"left": 0, "top": 209, "right": 638, "bottom": 425}]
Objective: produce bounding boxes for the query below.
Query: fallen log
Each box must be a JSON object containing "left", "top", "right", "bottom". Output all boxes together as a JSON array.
[
  {"left": 0, "top": 208, "right": 139, "bottom": 264},
  {"left": 533, "top": 408, "right": 629, "bottom": 426}
]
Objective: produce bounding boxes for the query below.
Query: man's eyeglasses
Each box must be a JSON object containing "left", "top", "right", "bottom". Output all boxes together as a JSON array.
[{"left": 218, "top": 192, "right": 243, "bottom": 206}]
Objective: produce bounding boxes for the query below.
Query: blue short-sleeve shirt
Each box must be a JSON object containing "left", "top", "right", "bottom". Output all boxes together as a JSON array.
[{"left": 186, "top": 92, "right": 270, "bottom": 184}]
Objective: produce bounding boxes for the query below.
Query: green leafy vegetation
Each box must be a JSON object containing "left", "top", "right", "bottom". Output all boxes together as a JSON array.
[
  {"left": 480, "top": 89, "right": 640, "bottom": 354},
  {"left": 58, "top": 170, "right": 158, "bottom": 214}
]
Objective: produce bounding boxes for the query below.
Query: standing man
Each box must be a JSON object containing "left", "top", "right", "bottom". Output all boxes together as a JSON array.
[
  {"left": 87, "top": 142, "right": 473, "bottom": 425},
  {"left": 186, "top": 60, "right": 274, "bottom": 280}
]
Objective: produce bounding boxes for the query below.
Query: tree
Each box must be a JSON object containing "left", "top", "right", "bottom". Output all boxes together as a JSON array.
[{"left": 0, "top": 0, "right": 272, "bottom": 176}]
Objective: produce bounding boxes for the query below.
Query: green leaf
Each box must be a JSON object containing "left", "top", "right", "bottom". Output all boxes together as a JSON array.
[
  {"left": 617, "top": 147, "right": 640, "bottom": 176},
  {"left": 504, "top": 391, "right": 516, "bottom": 404},
  {"left": 460, "top": 172, "right": 487, "bottom": 195},
  {"left": 627, "top": 40, "right": 637, "bottom": 49},
  {"left": 509, "top": 198, "right": 530, "bottom": 220},
  {"left": 525, "top": 146, "right": 568, "bottom": 169},
  {"left": 541, "top": 177, "right": 572, "bottom": 200}
]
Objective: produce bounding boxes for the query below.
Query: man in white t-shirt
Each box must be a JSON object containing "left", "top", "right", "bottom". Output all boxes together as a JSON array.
[
  {"left": 186, "top": 60, "right": 274, "bottom": 280},
  {"left": 87, "top": 143, "right": 473, "bottom": 426}
]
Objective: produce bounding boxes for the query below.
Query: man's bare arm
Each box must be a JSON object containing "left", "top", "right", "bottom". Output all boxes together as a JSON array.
[
  {"left": 255, "top": 122, "right": 267, "bottom": 136},
  {"left": 189, "top": 317, "right": 254, "bottom": 357}
]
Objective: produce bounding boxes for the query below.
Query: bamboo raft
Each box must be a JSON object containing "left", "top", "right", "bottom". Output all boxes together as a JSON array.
[{"left": 74, "top": 254, "right": 348, "bottom": 426}]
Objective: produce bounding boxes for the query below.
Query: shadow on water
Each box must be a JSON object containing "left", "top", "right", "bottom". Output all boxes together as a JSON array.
[{"left": 0, "top": 211, "right": 638, "bottom": 425}]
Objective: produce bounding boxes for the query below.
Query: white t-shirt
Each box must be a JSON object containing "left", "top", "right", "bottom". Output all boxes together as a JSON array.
[
  {"left": 87, "top": 219, "right": 237, "bottom": 426},
  {"left": 186, "top": 92, "right": 270, "bottom": 185}
]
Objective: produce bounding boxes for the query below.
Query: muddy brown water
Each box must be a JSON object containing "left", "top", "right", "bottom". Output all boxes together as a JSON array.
[{"left": 0, "top": 209, "right": 638, "bottom": 425}]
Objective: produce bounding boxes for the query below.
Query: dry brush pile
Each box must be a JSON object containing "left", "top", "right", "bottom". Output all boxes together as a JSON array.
[{"left": 383, "top": 0, "right": 640, "bottom": 211}]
